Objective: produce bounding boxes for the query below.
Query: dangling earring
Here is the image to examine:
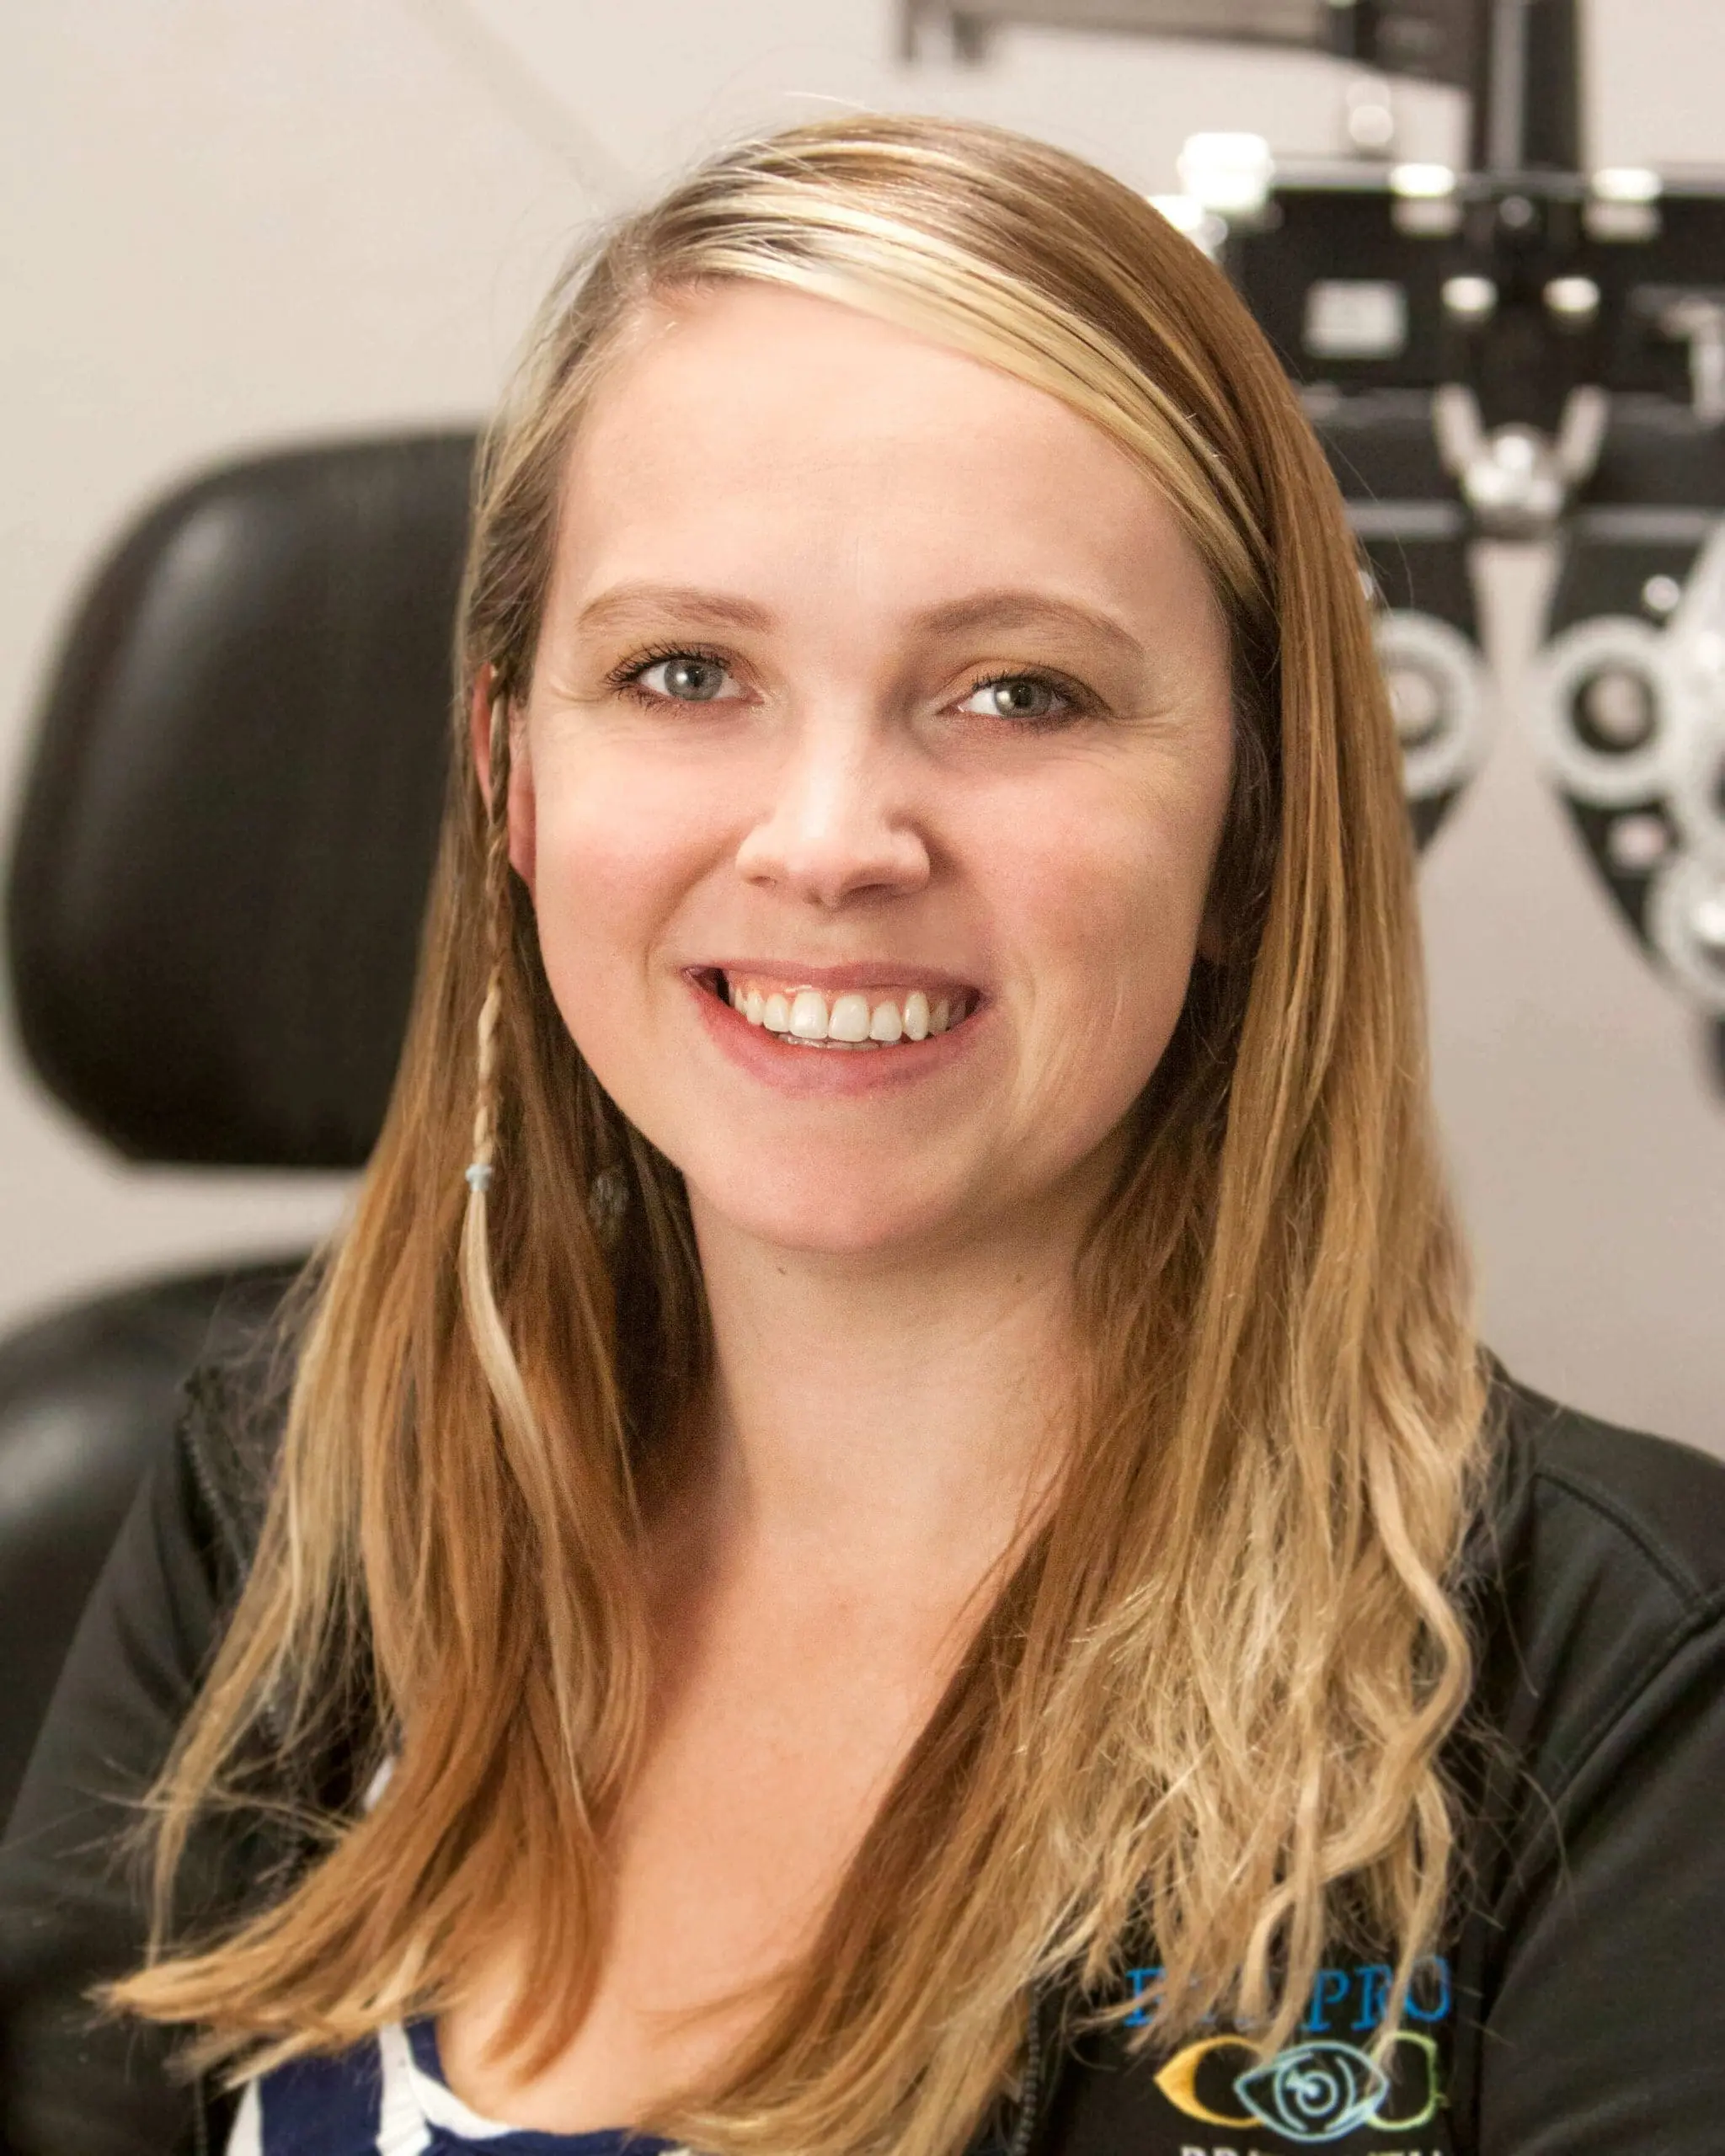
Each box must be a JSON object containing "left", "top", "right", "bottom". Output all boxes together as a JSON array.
[{"left": 587, "top": 1164, "right": 628, "bottom": 1241}]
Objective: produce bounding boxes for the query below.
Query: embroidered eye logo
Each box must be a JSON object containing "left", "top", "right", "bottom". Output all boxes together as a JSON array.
[
  {"left": 1234, "top": 2040, "right": 1391, "bottom": 2143},
  {"left": 1154, "top": 2027, "right": 1442, "bottom": 2140}
]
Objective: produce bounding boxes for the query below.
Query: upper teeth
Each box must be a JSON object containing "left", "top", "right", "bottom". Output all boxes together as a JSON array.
[{"left": 725, "top": 977, "right": 966, "bottom": 1044}]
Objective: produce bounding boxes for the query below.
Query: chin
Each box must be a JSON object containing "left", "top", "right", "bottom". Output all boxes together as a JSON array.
[{"left": 686, "top": 1161, "right": 970, "bottom": 1261}]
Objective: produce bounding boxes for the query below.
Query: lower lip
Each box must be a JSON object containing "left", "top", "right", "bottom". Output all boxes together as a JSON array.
[{"left": 687, "top": 975, "right": 987, "bottom": 1096}]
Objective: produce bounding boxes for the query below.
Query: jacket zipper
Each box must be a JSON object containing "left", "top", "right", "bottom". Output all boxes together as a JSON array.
[
  {"left": 183, "top": 1396, "right": 293, "bottom": 1746},
  {"left": 182, "top": 1387, "right": 250, "bottom": 1583},
  {"left": 1003, "top": 1991, "right": 1045, "bottom": 2156}
]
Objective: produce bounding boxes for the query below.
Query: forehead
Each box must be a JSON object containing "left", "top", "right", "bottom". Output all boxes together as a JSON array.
[{"left": 552, "top": 282, "right": 1214, "bottom": 622}]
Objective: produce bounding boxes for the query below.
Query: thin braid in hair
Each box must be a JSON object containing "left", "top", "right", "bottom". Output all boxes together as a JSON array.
[
  {"left": 460, "top": 691, "right": 542, "bottom": 1463},
  {"left": 466, "top": 689, "right": 512, "bottom": 1198}
]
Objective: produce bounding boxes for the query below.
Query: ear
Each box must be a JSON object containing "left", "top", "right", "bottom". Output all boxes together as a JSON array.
[{"left": 469, "top": 664, "right": 537, "bottom": 895}]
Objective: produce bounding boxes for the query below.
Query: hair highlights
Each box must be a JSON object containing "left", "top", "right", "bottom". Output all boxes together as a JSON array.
[{"left": 110, "top": 115, "right": 1487, "bottom": 2156}]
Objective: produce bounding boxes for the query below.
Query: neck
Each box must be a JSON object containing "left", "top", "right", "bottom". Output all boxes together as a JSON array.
[{"left": 678, "top": 1177, "right": 1102, "bottom": 1599}]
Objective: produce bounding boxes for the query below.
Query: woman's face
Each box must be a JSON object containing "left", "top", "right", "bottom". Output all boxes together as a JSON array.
[{"left": 502, "top": 283, "right": 1236, "bottom": 1259}]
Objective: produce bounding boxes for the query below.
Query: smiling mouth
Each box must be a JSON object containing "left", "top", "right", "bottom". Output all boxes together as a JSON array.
[{"left": 699, "top": 970, "right": 980, "bottom": 1049}]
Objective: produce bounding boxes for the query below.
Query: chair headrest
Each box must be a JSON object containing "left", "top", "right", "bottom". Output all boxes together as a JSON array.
[{"left": 7, "top": 433, "right": 477, "bottom": 1167}]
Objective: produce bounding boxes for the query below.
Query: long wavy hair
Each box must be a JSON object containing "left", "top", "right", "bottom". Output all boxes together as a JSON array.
[{"left": 111, "top": 114, "right": 1488, "bottom": 2156}]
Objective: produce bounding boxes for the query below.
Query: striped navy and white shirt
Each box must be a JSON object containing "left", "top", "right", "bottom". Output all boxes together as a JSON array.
[{"left": 226, "top": 2016, "right": 683, "bottom": 2156}]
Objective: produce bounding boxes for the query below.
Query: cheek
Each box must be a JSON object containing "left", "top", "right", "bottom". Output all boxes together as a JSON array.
[
  {"left": 986, "top": 760, "right": 1227, "bottom": 1102},
  {"left": 524, "top": 749, "right": 719, "bottom": 1030}
]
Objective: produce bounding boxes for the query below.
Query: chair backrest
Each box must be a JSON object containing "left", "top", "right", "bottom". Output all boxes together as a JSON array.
[{"left": 8, "top": 432, "right": 477, "bottom": 1166}]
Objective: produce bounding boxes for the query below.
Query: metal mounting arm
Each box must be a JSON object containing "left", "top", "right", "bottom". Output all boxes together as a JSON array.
[{"left": 901, "top": 0, "right": 1481, "bottom": 83}]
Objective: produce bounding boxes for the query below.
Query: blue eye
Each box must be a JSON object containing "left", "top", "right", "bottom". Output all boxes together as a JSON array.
[
  {"left": 1234, "top": 2041, "right": 1391, "bottom": 2143},
  {"left": 958, "top": 674, "right": 1074, "bottom": 723},
  {"left": 638, "top": 654, "right": 733, "bottom": 702}
]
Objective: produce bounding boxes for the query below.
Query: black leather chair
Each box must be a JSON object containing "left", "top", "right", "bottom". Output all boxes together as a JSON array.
[{"left": 0, "top": 433, "right": 478, "bottom": 1825}]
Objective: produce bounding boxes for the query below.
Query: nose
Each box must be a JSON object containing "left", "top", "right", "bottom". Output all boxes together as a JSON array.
[{"left": 735, "top": 707, "right": 931, "bottom": 909}]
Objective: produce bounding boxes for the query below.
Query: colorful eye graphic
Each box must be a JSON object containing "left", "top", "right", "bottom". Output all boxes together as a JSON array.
[
  {"left": 1234, "top": 2040, "right": 1391, "bottom": 2143},
  {"left": 1152, "top": 2023, "right": 1443, "bottom": 2142}
]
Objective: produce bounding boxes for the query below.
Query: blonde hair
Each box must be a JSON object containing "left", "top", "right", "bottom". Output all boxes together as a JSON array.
[{"left": 111, "top": 115, "right": 1488, "bottom": 2156}]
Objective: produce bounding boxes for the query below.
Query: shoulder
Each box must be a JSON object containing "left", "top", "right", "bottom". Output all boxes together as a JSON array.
[
  {"left": 1417, "top": 1385, "right": 1725, "bottom": 2153},
  {"left": 1464, "top": 1364, "right": 1725, "bottom": 1832},
  {"left": 1485, "top": 1367, "right": 1725, "bottom": 1604}
]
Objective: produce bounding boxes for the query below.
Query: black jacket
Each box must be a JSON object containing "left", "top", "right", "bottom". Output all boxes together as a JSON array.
[{"left": 3, "top": 1358, "right": 1724, "bottom": 2156}]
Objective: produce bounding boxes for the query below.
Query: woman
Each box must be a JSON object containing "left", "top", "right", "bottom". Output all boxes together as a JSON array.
[{"left": 3, "top": 115, "right": 1723, "bottom": 2156}]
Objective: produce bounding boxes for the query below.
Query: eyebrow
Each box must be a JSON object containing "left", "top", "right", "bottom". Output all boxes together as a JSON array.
[
  {"left": 574, "top": 584, "right": 775, "bottom": 638},
  {"left": 909, "top": 591, "right": 1147, "bottom": 668},
  {"left": 573, "top": 583, "right": 1148, "bottom": 665}
]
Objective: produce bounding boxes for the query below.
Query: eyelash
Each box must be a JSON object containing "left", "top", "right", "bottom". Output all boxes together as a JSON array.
[
  {"left": 959, "top": 666, "right": 1092, "bottom": 728},
  {"left": 604, "top": 644, "right": 1094, "bottom": 728},
  {"left": 605, "top": 642, "right": 731, "bottom": 703}
]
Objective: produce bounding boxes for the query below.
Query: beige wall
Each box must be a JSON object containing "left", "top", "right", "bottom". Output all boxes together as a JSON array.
[{"left": 2, "top": 1, "right": 1720, "bottom": 1450}]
